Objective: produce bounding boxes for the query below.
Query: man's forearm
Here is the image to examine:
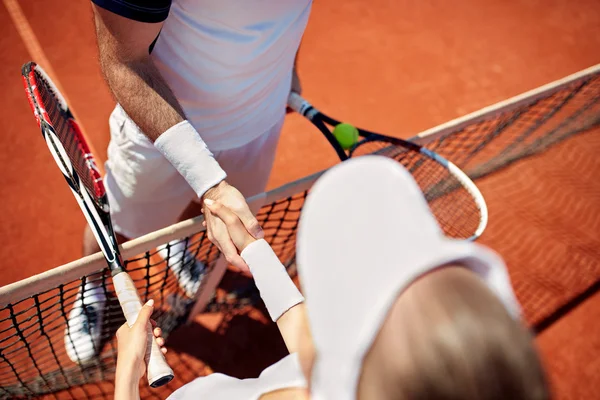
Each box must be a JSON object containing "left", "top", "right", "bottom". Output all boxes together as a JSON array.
[
  {"left": 101, "top": 56, "right": 228, "bottom": 198},
  {"left": 101, "top": 57, "right": 185, "bottom": 142}
]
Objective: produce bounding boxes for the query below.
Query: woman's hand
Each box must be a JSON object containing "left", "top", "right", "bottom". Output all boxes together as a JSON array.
[
  {"left": 203, "top": 199, "right": 257, "bottom": 253},
  {"left": 115, "top": 300, "right": 167, "bottom": 391}
]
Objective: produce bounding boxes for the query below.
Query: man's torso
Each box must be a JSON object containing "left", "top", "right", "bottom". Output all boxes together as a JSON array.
[
  {"left": 95, "top": 0, "right": 312, "bottom": 150},
  {"left": 153, "top": 0, "right": 311, "bottom": 149}
]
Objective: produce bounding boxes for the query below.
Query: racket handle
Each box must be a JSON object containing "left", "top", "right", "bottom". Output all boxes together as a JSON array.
[
  {"left": 287, "top": 91, "right": 313, "bottom": 117},
  {"left": 112, "top": 272, "right": 174, "bottom": 388}
]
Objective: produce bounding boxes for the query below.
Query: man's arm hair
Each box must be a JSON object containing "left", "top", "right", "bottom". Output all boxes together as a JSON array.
[{"left": 92, "top": 4, "right": 185, "bottom": 142}]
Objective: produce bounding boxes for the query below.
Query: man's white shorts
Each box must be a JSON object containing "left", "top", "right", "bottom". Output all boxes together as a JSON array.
[{"left": 104, "top": 105, "right": 284, "bottom": 239}]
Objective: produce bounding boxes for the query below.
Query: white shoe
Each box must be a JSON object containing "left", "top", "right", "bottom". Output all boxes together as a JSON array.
[
  {"left": 64, "top": 284, "right": 106, "bottom": 364},
  {"left": 157, "top": 240, "right": 206, "bottom": 298}
]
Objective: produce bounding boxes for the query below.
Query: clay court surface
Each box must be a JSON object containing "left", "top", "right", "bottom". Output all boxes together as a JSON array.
[{"left": 1, "top": 0, "right": 599, "bottom": 398}]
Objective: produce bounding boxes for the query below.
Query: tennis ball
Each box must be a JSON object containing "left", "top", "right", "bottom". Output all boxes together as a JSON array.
[{"left": 333, "top": 123, "right": 359, "bottom": 150}]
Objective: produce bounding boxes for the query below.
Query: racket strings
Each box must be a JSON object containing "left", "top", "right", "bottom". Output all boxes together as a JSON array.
[
  {"left": 34, "top": 70, "right": 100, "bottom": 204},
  {"left": 352, "top": 139, "right": 481, "bottom": 240}
]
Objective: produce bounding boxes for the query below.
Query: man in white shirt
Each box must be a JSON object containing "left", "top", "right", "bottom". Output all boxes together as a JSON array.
[{"left": 65, "top": 0, "right": 312, "bottom": 364}]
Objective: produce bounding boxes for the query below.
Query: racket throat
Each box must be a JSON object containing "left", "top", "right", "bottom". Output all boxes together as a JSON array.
[{"left": 109, "top": 262, "right": 126, "bottom": 277}]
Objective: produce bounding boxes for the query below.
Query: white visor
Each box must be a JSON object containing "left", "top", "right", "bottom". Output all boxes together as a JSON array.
[{"left": 296, "top": 156, "right": 521, "bottom": 400}]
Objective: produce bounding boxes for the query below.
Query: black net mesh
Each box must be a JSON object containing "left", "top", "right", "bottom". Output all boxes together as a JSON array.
[
  {"left": 2, "top": 69, "right": 598, "bottom": 398},
  {"left": 0, "top": 233, "right": 219, "bottom": 399}
]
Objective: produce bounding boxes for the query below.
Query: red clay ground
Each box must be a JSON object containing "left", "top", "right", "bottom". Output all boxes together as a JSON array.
[{"left": 1, "top": 0, "right": 600, "bottom": 398}]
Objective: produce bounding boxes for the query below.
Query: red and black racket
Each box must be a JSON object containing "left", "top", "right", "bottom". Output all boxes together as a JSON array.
[
  {"left": 288, "top": 92, "right": 488, "bottom": 241},
  {"left": 22, "top": 61, "right": 174, "bottom": 388}
]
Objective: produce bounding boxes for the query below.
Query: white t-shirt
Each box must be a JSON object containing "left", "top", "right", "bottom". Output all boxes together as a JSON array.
[
  {"left": 152, "top": 0, "right": 312, "bottom": 150},
  {"left": 167, "top": 352, "right": 306, "bottom": 400}
]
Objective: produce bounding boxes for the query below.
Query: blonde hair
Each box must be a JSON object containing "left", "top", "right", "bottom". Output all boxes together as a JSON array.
[{"left": 357, "top": 266, "right": 549, "bottom": 400}]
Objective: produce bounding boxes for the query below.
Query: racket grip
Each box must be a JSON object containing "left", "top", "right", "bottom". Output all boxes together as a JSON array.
[
  {"left": 112, "top": 272, "right": 174, "bottom": 388},
  {"left": 287, "top": 91, "right": 312, "bottom": 116}
]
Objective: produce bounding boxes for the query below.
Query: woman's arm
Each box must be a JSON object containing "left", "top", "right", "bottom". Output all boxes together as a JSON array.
[
  {"left": 204, "top": 200, "right": 314, "bottom": 357},
  {"left": 275, "top": 303, "right": 312, "bottom": 356},
  {"left": 114, "top": 370, "right": 140, "bottom": 400}
]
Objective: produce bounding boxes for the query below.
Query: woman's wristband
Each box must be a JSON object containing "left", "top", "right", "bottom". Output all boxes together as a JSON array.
[
  {"left": 241, "top": 239, "right": 305, "bottom": 321},
  {"left": 154, "top": 120, "right": 227, "bottom": 198}
]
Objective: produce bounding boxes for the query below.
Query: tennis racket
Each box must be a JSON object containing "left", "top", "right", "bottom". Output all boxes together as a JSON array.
[
  {"left": 288, "top": 92, "right": 488, "bottom": 241},
  {"left": 22, "top": 62, "right": 174, "bottom": 388}
]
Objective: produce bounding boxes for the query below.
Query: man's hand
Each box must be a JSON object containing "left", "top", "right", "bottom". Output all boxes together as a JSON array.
[
  {"left": 203, "top": 199, "right": 257, "bottom": 252},
  {"left": 202, "top": 181, "right": 263, "bottom": 270}
]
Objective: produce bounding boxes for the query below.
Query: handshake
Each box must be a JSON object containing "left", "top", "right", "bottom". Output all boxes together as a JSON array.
[{"left": 201, "top": 180, "right": 264, "bottom": 270}]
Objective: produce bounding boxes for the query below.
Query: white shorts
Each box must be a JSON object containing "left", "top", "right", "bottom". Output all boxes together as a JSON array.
[{"left": 104, "top": 105, "right": 284, "bottom": 239}]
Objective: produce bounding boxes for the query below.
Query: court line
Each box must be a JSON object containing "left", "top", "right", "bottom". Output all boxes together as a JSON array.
[{"left": 4, "top": 0, "right": 104, "bottom": 173}]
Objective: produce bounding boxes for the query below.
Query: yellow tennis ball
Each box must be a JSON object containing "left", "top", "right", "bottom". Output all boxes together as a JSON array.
[{"left": 333, "top": 123, "right": 359, "bottom": 150}]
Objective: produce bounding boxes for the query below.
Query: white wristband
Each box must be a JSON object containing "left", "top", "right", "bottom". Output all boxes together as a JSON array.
[
  {"left": 241, "top": 239, "right": 305, "bottom": 321},
  {"left": 154, "top": 120, "right": 227, "bottom": 198}
]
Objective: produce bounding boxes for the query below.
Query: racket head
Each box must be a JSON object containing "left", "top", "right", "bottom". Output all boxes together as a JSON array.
[
  {"left": 288, "top": 92, "right": 487, "bottom": 240},
  {"left": 22, "top": 62, "right": 107, "bottom": 212},
  {"left": 351, "top": 137, "right": 488, "bottom": 240}
]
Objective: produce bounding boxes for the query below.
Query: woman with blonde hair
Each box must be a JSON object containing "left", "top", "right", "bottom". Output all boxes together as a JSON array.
[{"left": 115, "top": 156, "right": 550, "bottom": 400}]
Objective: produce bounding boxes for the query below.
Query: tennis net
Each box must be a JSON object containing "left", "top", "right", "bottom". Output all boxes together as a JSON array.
[{"left": 1, "top": 64, "right": 598, "bottom": 398}]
